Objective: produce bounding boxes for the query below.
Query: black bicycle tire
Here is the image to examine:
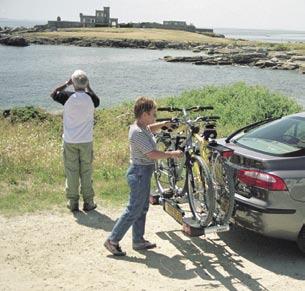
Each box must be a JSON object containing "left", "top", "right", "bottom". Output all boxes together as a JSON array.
[
  {"left": 211, "top": 153, "right": 235, "bottom": 225},
  {"left": 187, "top": 155, "right": 215, "bottom": 227},
  {"left": 154, "top": 139, "right": 172, "bottom": 195}
]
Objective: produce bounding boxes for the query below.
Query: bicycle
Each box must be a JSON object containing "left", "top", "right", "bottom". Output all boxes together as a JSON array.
[{"left": 153, "top": 106, "right": 235, "bottom": 231}]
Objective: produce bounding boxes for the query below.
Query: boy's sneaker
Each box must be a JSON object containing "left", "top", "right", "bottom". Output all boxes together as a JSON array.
[
  {"left": 104, "top": 239, "right": 126, "bottom": 256},
  {"left": 83, "top": 200, "right": 97, "bottom": 211},
  {"left": 66, "top": 200, "right": 79, "bottom": 212},
  {"left": 133, "top": 240, "right": 156, "bottom": 251}
]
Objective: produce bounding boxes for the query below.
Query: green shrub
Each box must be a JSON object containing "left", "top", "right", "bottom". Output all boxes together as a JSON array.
[
  {"left": 4, "top": 106, "right": 51, "bottom": 123},
  {"left": 160, "top": 82, "right": 302, "bottom": 136}
]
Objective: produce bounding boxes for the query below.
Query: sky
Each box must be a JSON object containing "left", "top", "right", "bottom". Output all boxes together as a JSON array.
[{"left": 1, "top": 0, "right": 305, "bottom": 31}]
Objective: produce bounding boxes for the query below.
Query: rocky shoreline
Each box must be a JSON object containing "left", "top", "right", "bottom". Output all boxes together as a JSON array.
[
  {"left": 28, "top": 37, "right": 194, "bottom": 50},
  {"left": 164, "top": 45, "right": 305, "bottom": 74},
  {"left": 1, "top": 26, "right": 305, "bottom": 73}
]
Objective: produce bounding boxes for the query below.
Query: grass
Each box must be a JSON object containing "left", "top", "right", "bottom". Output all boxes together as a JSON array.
[
  {"left": 0, "top": 83, "right": 302, "bottom": 216},
  {"left": 21, "top": 27, "right": 305, "bottom": 54},
  {"left": 22, "top": 27, "right": 244, "bottom": 46}
]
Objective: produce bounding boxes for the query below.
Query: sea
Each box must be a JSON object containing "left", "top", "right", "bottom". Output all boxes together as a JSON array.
[{"left": 1, "top": 20, "right": 305, "bottom": 111}]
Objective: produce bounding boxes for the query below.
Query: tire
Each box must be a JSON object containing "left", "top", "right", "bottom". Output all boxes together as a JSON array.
[
  {"left": 211, "top": 153, "right": 235, "bottom": 225},
  {"left": 187, "top": 155, "right": 215, "bottom": 227},
  {"left": 154, "top": 138, "right": 173, "bottom": 195},
  {"left": 297, "top": 226, "right": 305, "bottom": 254},
  {"left": 154, "top": 135, "right": 187, "bottom": 196}
]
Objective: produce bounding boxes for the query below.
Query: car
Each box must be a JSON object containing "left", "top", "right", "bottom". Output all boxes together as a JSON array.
[{"left": 218, "top": 112, "right": 305, "bottom": 254}]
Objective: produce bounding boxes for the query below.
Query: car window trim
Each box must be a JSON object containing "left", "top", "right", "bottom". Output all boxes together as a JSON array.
[{"left": 225, "top": 116, "right": 281, "bottom": 144}]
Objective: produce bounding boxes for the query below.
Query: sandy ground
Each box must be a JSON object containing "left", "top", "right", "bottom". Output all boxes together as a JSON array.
[{"left": 0, "top": 204, "right": 305, "bottom": 291}]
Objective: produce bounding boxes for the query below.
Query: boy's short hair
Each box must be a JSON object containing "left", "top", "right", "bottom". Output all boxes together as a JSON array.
[
  {"left": 71, "top": 70, "right": 89, "bottom": 90},
  {"left": 134, "top": 97, "right": 157, "bottom": 118}
]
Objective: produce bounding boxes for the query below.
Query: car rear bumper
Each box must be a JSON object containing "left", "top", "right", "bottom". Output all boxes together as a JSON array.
[{"left": 233, "top": 194, "right": 302, "bottom": 241}]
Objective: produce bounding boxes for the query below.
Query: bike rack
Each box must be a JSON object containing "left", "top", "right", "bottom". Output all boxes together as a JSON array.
[{"left": 149, "top": 192, "right": 230, "bottom": 237}]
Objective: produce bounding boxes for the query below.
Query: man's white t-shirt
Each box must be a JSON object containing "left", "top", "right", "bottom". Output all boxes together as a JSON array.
[{"left": 63, "top": 91, "right": 95, "bottom": 143}]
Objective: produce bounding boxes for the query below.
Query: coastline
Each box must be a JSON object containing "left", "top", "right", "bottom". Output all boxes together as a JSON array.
[{"left": 1, "top": 27, "right": 305, "bottom": 73}]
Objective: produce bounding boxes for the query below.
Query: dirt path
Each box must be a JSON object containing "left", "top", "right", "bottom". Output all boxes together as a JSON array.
[{"left": 0, "top": 205, "right": 304, "bottom": 291}]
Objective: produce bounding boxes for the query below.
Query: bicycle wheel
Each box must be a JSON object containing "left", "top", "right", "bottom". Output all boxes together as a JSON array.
[
  {"left": 154, "top": 138, "right": 173, "bottom": 195},
  {"left": 154, "top": 136, "right": 187, "bottom": 197},
  {"left": 187, "top": 155, "right": 215, "bottom": 226},
  {"left": 211, "top": 152, "right": 235, "bottom": 225}
]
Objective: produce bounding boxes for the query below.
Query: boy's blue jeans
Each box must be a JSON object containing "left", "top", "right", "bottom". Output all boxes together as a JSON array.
[{"left": 108, "top": 164, "right": 155, "bottom": 244}]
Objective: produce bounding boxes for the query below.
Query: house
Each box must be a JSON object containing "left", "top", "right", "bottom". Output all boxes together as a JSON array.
[{"left": 80, "top": 7, "right": 118, "bottom": 27}]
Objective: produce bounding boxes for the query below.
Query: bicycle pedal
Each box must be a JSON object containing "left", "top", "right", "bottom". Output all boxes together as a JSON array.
[
  {"left": 174, "top": 196, "right": 188, "bottom": 204},
  {"left": 162, "top": 189, "right": 174, "bottom": 198}
]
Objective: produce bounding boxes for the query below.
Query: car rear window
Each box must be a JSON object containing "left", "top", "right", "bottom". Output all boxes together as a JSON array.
[{"left": 235, "top": 116, "right": 305, "bottom": 156}]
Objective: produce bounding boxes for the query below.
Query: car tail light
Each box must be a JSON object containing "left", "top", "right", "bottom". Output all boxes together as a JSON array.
[
  {"left": 221, "top": 150, "right": 234, "bottom": 159},
  {"left": 237, "top": 169, "right": 287, "bottom": 191}
]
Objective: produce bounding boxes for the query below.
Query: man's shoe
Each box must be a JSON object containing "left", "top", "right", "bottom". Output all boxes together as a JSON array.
[
  {"left": 83, "top": 201, "right": 97, "bottom": 212},
  {"left": 133, "top": 240, "right": 157, "bottom": 251},
  {"left": 104, "top": 239, "right": 126, "bottom": 256},
  {"left": 67, "top": 200, "right": 79, "bottom": 212}
]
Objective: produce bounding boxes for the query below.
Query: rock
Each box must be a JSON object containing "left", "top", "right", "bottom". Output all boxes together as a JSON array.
[
  {"left": 192, "top": 47, "right": 201, "bottom": 53},
  {"left": 0, "top": 36, "right": 29, "bottom": 46},
  {"left": 256, "top": 47, "right": 269, "bottom": 54},
  {"left": 270, "top": 52, "right": 289, "bottom": 59},
  {"left": 11, "top": 27, "right": 21, "bottom": 33},
  {"left": 226, "top": 44, "right": 236, "bottom": 49},
  {"left": 298, "top": 65, "right": 305, "bottom": 74},
  {"left": 232, "top": 52, "right": 267, "bottom": 64},
  {"left": 285, "top": 51, "right": 297, "bottom": 56},
  {"left": 206, "top": 48, "right": 215, "bottom": 55},
  {"left": 163, "top": 56, "right": 203, "bottom": 63},
  {"left": 240, "top": 46, "right": 257, "bottom": 52},
  {"left": 280, "top": 62, "right": 299, "bottom": 70},
  {"left": 194, "top": 58, "right": 231, "bottom": 65},
  {"left": 147, "top": 43, "right": 157, "bottom": 50},
  {"left": 254, "top": 60, "right": 277, "bottom": 68},
  {"left": 166, "top": 42, "right": 186, "bottom": 49},
  {"left": 214, "top": 47, "right": 241, "bottom": 55},
  {"left": 300, "top": 69, "right": 305, "bottom": 74},
  {"left": 61, "top": 37, "right": 81, "bottom": 44},
  {"left": 194, "top": 55, "right": 232, "bottom": 65},
  {"left": 290, "top": 56, "right": 305, "bottom": 62},
  {"left": 270, "top": 57, "right": 279, "bottom": 63}
]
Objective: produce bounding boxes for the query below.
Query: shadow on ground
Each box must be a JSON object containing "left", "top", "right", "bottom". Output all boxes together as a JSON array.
[
  {"left": 218, "top": 224, "right": 305, "bottom": 279},
  {"left": 109, "top": 224, "right": 305, "bottom": 291},
  {"left": 156, "top": 225, "right": 305, "bottom": 290},
  {"left": 72, "top": 210, "right": 116, "bottom": 231},
  {"left": 156, "top": 229, "right": 267, "bottom": 291}
]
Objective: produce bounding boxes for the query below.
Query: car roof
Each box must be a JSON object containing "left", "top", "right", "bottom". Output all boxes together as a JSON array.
[{"left": 285, "top": 111, "right": 305, "bottom": 119}]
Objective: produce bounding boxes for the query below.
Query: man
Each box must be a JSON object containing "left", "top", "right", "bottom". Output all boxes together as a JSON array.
[
  {"left": 104, "top": 96, "right": 183, "bottom": 256},
  {"left": 51, "top": 70, "right": 100, "bottom": 212}
]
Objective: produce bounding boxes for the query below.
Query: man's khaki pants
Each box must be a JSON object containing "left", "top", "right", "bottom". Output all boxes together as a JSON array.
[{"left": 63, "top": 142, "right": 95, "bottom": 202}]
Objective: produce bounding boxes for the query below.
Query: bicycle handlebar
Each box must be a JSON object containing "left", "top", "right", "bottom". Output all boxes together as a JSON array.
[
  {"left": 157, "top": 106, "right": 213, "bottom": 112},
  {"left": 156, "top": 118, "right": 172, "bottom": 122},
  {"left": 187, "top": 106, "right": 214, "bottom": 111},
  {"left": 156, "top": 116, "right": 219, "bottom": 124},
  {"left": 195, "top": 116, "right": 220, "bottom": 122},
  {"left": 157, "top": 107, "right": 182, "bottom": 112}
]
